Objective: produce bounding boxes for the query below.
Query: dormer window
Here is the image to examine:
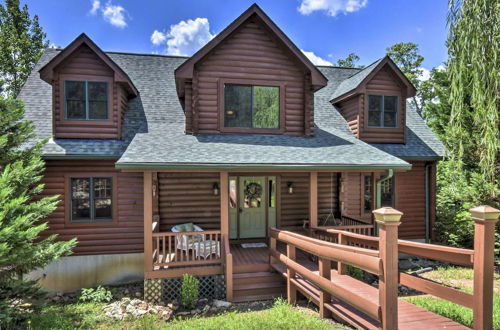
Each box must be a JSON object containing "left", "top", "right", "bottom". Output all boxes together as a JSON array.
[
  {"left": 367, "top": 95, "right": 398, "bottom": 128},
  {"left": 224, "top": 84, "right": 279, "bottom": 129},
  {"left": 65, "top": 80, "right": 108, "bottom": 120}
]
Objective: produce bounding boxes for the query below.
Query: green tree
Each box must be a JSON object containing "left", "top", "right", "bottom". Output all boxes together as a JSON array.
[
  {"left": 386, "top": 42, "right": 424, "bottom": 114},
  {"left": 0, "top": 0, "right": 48, "bottom": 97},
  {"left": 336, "top": 53, "right": 363, "bottom": 68},
  {"left": 447, "top": 0, "right": 499, "bottom": 185},
  {"left": 0, "top": 98, "right": 76, "bottom": 326}
]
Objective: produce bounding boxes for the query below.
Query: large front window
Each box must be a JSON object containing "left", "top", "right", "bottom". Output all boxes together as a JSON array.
[
  {"left": 71, "top": 177, "right": 112, "bottom": 222},
  {"left": 224, "top": 84, "right": 279, "bottom": 129},
  {"left": 368, "top": 95, "right": 398, "bottom": 128},
  {"left": 65, "top": 80, "right": 108, "bottom": 120}
]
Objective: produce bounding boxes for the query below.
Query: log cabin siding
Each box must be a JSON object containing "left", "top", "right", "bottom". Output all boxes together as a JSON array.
[
  {"left": 395, "top": 161, "right": 427, "bottom": 239},
  {"left": 39, "top": 160, "right": 144, "bottom": 255},
  {"left": 342, "top": 172, "right": 363, "bottom": 218},
  {"left": 361, "top": 65, "right": 406, "bottom": 143},
  {"left": 158, "top": 172, "right": 221, "bottom": 231},
  {"left": 52, "top": 44, "right": 123, "bottom": 139},
  {"left": 279, "top": 173, "right": 309, "bottom": 230},
  {"left": 338, "top": 96, "right": 361, "bottom": 137},
  {"left": 191, "top": 16, "right": 310, "bottom": 136}
]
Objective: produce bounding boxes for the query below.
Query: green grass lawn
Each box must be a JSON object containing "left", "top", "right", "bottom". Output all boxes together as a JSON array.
[
  {"left": 28, "top": 298, "right": 344, "bottom": 330},
  {"left": 403, "top": 266, "right": 500, "bottom": 329}
]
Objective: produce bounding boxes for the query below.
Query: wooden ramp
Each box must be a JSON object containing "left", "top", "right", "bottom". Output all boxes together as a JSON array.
[{"left": 272, "top": 262, "right": 469, "bottom": 329}]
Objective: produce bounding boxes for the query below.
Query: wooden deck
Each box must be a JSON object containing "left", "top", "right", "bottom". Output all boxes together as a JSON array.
[{"left": 230, "top": 243, "right": 469, "bottom": 329}]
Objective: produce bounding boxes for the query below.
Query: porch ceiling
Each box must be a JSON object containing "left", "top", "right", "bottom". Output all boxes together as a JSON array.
[{"left": 115, "top": 123, "right": 411, "bottom": 170}]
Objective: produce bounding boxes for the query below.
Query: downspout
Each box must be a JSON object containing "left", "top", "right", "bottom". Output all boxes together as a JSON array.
[
  {"left": 424, "top": 162, "right": 432, "bottom": 242},
  {"left": 375, "top": 169, "right": 394, "bottom": 235}
]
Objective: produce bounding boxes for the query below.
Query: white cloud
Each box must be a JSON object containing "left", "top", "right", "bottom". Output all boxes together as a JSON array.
[
  {"left": 89, "top": 0, "right": 100, "bottom": 15},
  {"left": 102, "top": 3, "right": 127, "bottom": 28},
  {"left": 164, "top": 18, "right": 215, "bottom": 56},
  {"left": 298, "top": 0, "right": 368, "bottom": 16},
  {"left": 150, "top": 30, "right": 167, "bottom": 45},
  {"left": 418, "top": 67, "right": 431, "bottom": 81},
  {"left": 301, "top": 49, "right": 333, "bottom": 66}
]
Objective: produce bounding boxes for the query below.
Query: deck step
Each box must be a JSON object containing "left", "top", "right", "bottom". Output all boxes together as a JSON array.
[
  {"left": 233, "top": 293, "right": 284, "bottom": 303},
  {"left": 232, "top": 271, "right": 286, "bottom": 300},
  {"left": 233, "top": 271, "right": 283, "bottom": 284}
]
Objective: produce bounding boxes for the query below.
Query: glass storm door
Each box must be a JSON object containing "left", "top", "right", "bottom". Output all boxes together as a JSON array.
[{"left": 238, "top": 176, "right": 267, "bottom": 238}]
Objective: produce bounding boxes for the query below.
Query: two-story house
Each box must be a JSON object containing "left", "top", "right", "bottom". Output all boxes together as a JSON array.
[{"left": 21, "top": 4, "right": 443, "bottom": 302}]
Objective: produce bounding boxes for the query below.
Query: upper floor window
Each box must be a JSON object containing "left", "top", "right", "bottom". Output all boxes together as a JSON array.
[
  {"left": 224, "top": 84, "right": 279, "bottom": 129},
  {"left": 71, "top": 177, "right": 113, "bottom": 222},
  {"left": 65, "top": 81, "right": 108, "bottom": 120},
  {"left": 368, "top": 95, "right": 398, "bottom": 128}
]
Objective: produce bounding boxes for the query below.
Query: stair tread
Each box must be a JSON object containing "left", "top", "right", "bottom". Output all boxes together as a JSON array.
[
  {"left": 233, "top": 293, "right": 283, "bottom": 303},
  {"left": 234, "top": 281, "right": 285, "bottom": 290},
  {"left": 233, "top": 271, "right": 279, "bottom": 279}
]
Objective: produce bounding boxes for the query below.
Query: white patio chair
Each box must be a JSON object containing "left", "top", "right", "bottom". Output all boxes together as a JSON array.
[{"left": 171, "top": 223, "right": 220, "bottom": 259}]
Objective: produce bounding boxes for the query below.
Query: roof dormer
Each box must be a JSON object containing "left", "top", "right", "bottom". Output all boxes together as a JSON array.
[{"left": 39, "top": 33, "right": 137, "bottom": 139}]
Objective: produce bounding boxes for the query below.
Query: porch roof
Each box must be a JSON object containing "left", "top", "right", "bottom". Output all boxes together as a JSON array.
[{"left": 115, "top": 123, "right": 411, "bottom": 170}]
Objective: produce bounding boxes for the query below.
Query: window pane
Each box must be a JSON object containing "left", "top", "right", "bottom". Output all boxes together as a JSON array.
[
  {"left": 93, "top": 178, "right": 112, "bottom": 198},
  {"left": 253, "top": 86, "right": 279, "bottom": 129},
  {"left": 89, "top": 101, "right": 108, "bottom": 119},
  {"left": 88, "top": 82, "right": 107, "bottom": 101},
  {"left": 383, "top": 112, "right": 397, "bottom": 127},
  {"left": 383, "top": 96, "right": 398, "bottom": 127},
  {"left": 269, "top": 178, "right": 276, "bottom": 208},
  {"left": 71, "top": 178, "right": 90, "bottom": 220},
  {"left": 65, "top": 81, "right": 86, "bottom": 119},
  {"left": 229, "top": 179, "right": 237, "bottom": 208},
  {"left": 380, "top": 178, "right": 394, "bottom": 207},
  {"left": 364, "top": 175, "right": 372, "bottom": 212},
  {"left": 94, "top": 198, "right": 112, "bottom": 219},
  {"left": 368, "top": 95, "right": 382, "bottom": 127},
  {"left": 224, "top": 85, "right": 252, "bottom": 128}
]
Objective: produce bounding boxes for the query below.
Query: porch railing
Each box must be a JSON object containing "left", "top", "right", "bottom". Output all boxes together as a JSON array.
[{"left": 152, "top": 230, "right": 223, "bottom": 269}]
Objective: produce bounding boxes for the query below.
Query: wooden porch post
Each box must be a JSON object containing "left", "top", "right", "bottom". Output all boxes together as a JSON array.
[
  {"left": 287, "top": 245, "right": 297, "bottom": 304},
  {"left": 470, "top": 205, "right": 500, "bottom": 330},
  {"left": 309, "top": 172, "right": 318, "bottom": 228},
  {"left": 143, "top": 171, "right": 154, "bottom": 274},
  {"left": 373, "top": 207, "right": 402, "bottom": 330},
  {"left": 220, "top": 171, "right": 229, "bottom": 237},
  {"left": 318, "top": 257, "right": 332, "bottom": 318}
]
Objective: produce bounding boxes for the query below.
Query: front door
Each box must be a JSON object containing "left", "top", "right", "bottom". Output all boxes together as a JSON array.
[{"left": 238, "top": 176, "right": 267, "bottom": 238}]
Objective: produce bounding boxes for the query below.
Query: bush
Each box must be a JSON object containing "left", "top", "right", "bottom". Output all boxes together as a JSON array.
[
  {"left": 180, "top": 274, "right": 199, "bottom": 309},
  {"left": 346, "top": 265, "right": 364, "bottom": 281},
  {"left": 79, "top": 286, "right": 112, "bottom": 303}
]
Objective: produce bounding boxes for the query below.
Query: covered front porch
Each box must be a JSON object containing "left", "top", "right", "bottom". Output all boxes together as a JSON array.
[{"left": 142, "top": 170, "right": 381, "bottom": 285}]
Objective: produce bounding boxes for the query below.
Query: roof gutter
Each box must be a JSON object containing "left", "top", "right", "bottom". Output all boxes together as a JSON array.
[{"left": 114, "top": 162, "right": 412, "bottom": 171}]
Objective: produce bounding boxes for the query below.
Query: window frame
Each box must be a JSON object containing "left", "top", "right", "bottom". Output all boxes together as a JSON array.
[
  {"left": 367, "top": 94, "right": 400, "bottom": 128},
  {"left": 380, "top": 177, "right": 396, "bottom": 208},
  {"left": 363, "top": 174, "right": 373, "bottom": 214},
  {"left": 218, "top": 78, "right": 286, "bottom": 134},
  {"left": 59, "top": 74, "right": 113, "bottom": 124},
  {"left": 64, "top": 173, "right": 117, "bottom": 226}
]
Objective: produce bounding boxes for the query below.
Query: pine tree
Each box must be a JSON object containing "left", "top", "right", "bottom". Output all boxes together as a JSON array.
[
  {"left": 0, "top": 98, "right": 76, "bottom": 326},
  {"left": 0, "top": 0, "right": 48, "bottom": 97}
]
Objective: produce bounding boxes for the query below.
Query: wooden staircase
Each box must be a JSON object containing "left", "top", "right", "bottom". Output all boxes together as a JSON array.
[{"left": 232, "top": 271, "right": 286, "bottom": 302}]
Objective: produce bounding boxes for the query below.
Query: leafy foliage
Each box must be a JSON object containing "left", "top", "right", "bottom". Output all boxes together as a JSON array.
[
  {"left": 336, "top": 53, "right": 364, "bottom": 68},
  {"left": 253, "top": 86, "right": 279, "bottom": 129},
  {"left": 386, "top": 42, "right": 424, "bottom": 114},
  {"left": 447, "top": 0, "right": 500, "bottom": 185},
  {"left": 79, "top": 286, "right": 113, "bottom": 303},
  {"left": 180, "top": 274, "right": 199, "bottom": 309},
  {"left": 0, "top": 98, "right": 76, "bottom": 326},
  {"left": 0, "top": 0, "right": 48, "bottom": 97}
]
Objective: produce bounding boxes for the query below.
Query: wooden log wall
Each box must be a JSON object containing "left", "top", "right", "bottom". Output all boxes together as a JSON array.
[
  {"left": 53, "top": 44, "right": 127, "bottom": 139},
  {"left": 280, "top": 173, "right": 309, "bottom": 230},
  {"left": 337, "top": 96, "right": 361, "bottom": 138},
  {"left": 38, "top": 160, "right": 144, "bottom": 255},
  {"left": 188, "top": 14, "right": 311, "bottom": 136},
  {"left": 317, "top": 173, "right": 339, "bottom": 223},
  {"left": 158, "top": 172, "right": 221, "bottom": 231}
]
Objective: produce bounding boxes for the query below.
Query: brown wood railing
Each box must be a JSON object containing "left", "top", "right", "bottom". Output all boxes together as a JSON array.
[
  {"left": 269, "top": 228, "right": 387, "bottom": 324},
  {"left": 223, "top": 234, "right": 233, "bottom": 301},
  {"left": 318, "top": 214, "right": 375, "bottom": 236},
  {"left": 311, "top": 206, "right": 500, "bottom": 330},
  {"left": 152, "top": 230, "right": 223, "bottom": 269}
]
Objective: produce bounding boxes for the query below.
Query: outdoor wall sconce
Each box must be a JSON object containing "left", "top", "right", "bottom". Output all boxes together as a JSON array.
[
  {"left": 287, "top": 182, "right": 294, "bottom": 194},
  {"left": 213, "top": 182, "right": 220, "bottom": 196}
]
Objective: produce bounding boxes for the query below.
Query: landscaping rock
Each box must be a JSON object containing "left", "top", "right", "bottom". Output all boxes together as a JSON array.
[
  {"left": 213, "top": 300, "right": 231, "bottom": 309},
  {"left": 103, "top": 297, "right": 173, "bottom": 321}
]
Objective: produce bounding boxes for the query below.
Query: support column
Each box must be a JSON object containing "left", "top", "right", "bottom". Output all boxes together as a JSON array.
[
  {"left": 287, "top": 245, "right": 297, "bottom": 304},
  {"left": 373, "top": 207, "right": 402, "bottom": 330},
  {"left": 143, "top": 171, "right": 153, "bottom": 274},
  {"left": 471, "top": 205, "right": 500, "bottom": 330},
  {"left": 309, "top": 172, "right": 318, "bottom": 228},
  {"left": 318, "top": 257, "right": 332, "bottom": 318},
  {"left": 220, "top": 171, "right": 229, "bottom": 237}
]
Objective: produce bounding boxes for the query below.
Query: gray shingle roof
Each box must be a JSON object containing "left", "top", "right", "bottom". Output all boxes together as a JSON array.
[
  {"left": 18, "top": 48, "right": 443, "bottom": 168},
  {"left": 330, "top": 59, "right": 383, "bottom": 101}
]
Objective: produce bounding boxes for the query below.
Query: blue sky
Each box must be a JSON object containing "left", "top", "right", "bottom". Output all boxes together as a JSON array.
[{"left": 22, "top": 0, "right": 448, "bottom": 73}]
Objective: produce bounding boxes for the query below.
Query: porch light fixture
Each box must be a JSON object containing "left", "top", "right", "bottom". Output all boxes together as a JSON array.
[
  {"left": 287, "top": 182, "right": 294, "bottom": 194},
  {"left": 213, "top": 182, "right": 220, "bottom": 196}
]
